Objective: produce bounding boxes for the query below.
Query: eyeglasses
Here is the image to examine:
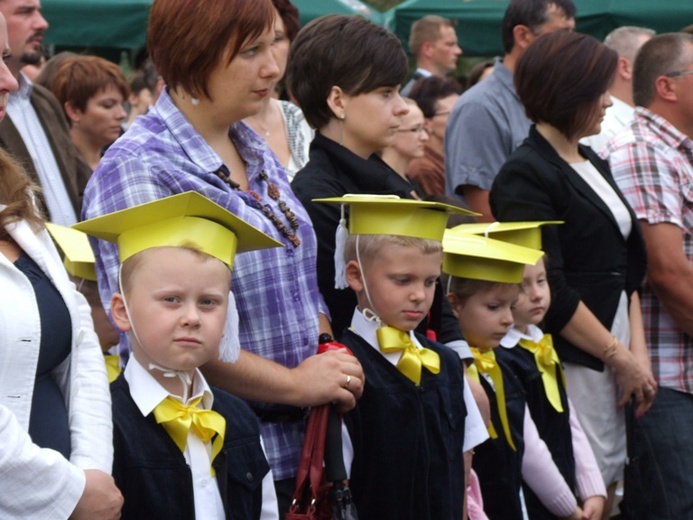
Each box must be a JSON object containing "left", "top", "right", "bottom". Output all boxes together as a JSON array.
[
  {"left": 397, "top": 125, "right": 429, "bottom": 135},
  {"left": 664, "top": 69, "right": 693, "bottom": 78}
]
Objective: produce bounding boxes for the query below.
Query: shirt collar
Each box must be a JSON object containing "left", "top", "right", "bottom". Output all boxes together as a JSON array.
[
  {"left": 500, "top": 324, "right": 544, "bottom": 348},
  {"left": 9, "top": 72, "right": 32, "bottom": 104},
  {"left": 124, "top": 354, "right": 214, "bottom": 417},
  {"left": 349, "top": 307, "right": 424, "bottom": 354},
  {"left": 634, "top": 106, "right": 693, "bottom": 152},
  {"left": 151, "top": 88, "right": 269, "bottom": 181},
  {"left": 492, "top": 58, "right": 519, "bottom": 101}
]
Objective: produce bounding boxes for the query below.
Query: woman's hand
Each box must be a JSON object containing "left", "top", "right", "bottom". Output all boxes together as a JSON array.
[{"left": 607, "top": 343, "right": 657, "bottom": 417}]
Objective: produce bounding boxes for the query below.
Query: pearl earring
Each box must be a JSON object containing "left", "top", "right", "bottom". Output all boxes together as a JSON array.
[{"left": 191, "top": 97, "right": 200, "bottom": 106}]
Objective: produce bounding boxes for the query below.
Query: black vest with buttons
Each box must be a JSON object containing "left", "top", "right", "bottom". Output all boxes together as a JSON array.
[
  {"left": 111, "top": 375, "right": 269, "bottom": 519},
  {"left": 496, "top": 346, "right": 576, "bottom": 520},
  {"left": 342, "top": 330, "right": 467, "bottom": 520}
]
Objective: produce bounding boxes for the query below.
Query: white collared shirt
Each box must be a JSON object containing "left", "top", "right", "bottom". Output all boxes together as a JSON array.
[
  {"left": 125, "top": 357, "right": 226, "bottom": 519},
  {"left": 6, "top": 73, "right": 77, "bottom": 225},
  {"left": 500, "top": 324, "right": 545, "bottom": 349}
]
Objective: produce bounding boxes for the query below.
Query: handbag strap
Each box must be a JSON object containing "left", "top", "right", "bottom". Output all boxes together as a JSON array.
[{"left": 292, "top": 404, "right": 330, "bottom": 507}]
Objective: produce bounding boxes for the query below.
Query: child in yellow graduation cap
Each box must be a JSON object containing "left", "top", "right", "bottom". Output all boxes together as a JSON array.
[
  {"left": 443, "top": 231, "right": 590, "bottom": 520},
  {"left": 315, "top": 195, "right": 487, "bottom": 520},
  {"left": 75, "top": 192, "right": 280, "bottom": 520},
  {"left": 453, "top": 223, "right": 607, "bottom": 520}
]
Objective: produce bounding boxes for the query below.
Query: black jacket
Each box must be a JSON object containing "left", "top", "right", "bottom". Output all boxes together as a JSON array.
[{"left": 490, "top": 126, "right": 647, "bottom": 370}]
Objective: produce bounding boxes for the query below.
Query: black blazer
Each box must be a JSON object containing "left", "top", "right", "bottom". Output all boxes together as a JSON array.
[{"left": 490, "top": 126, "right": 647, "bottom": 370}]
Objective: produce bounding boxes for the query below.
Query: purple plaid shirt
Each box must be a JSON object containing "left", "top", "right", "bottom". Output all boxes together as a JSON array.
[
  {"left": 609, "top": 107, "right": 693, "bottom": 395},
  {"left": 82, "top": 89, "right": 327, "bottom": 478}
]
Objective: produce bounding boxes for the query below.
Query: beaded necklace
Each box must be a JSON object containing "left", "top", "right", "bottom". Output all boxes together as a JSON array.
[{"left": 215, "top": 168, "right": 301, "bottom": 248}]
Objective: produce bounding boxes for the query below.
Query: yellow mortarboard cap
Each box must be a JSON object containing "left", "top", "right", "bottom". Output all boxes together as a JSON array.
[
  {"left": 45, "top": 222, "right": 97, "bottom": 281},
  {"left": 449, "top": 221, "right": 563, "bottom": 250},
  {"left": 74, "top": 192, "right": 282, "bottom": 269},
  {"left": 442, "top": 230, "right": 544, "bottom": 283},
  {"left": 313, "top": 194, "right": 479, "bottom": 241}
]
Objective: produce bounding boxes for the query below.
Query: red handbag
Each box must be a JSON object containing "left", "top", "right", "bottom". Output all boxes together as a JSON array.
[{"left": 285, "top": 404, "right": 332, "bottom": 520}]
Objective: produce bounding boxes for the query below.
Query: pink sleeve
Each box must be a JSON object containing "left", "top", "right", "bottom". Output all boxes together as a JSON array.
[
  {"left": 467, "top": 469, "right": 490, "bottom": 520},
  {"left": 568, "top": 397, "right": 607, "bottom": 501},
  {"left": 522, "top": 405, "right": 579, "bottom": 517}
]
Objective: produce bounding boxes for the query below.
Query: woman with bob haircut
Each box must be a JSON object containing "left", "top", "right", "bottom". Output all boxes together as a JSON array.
[
  {"left": 81, "top": 1, "right": 364, "bottom": 515},
  {"left": 47, "top": 55, "right": 129, "bottom": 171},
  {"left": 288, "top": 14, "right": 414, "bottom": 335},
  {"left": 490, "top": 30, "right": 656, "bottom": 516}
]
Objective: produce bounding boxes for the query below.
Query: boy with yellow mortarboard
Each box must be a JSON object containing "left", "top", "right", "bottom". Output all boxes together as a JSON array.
[
  {"left": 46, "top": 223, "right": 121, "bottom": 382},
  {"left": 75, "top": 192, "right": 281, "bottom": 520},
  {"left": 314, "top": 194, "right": 488, "bottom": 520},
  {"left": 450, "top": 222, "right": 606, "bottom": 520},
  {"left": 443, "top": 229, "right": 591, "bottom": 520}
]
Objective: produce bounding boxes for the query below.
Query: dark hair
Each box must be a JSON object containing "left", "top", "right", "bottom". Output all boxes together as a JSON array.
[
  {"left": 287, "top": 15, "right": 408, "bottom": 129},
  {"left": 51, "top": 55, "right": 129, "bottom": 114},
  {"left": 148, "top": 0, "right": 274, "bottom": 100},
  {"left": 466, "top": 61, "right": 494, "bottom": 89},
  {"left": 501, "top": 0, "right": 576, "bottom": 54},
  {"left": 633, "top": 33, "right": 693, "bottom": 107},
  {"left": 272, "top": 0, "right": 300, "bottom": 42},
  {"left": 408, "top": 76, "right": 463, "bottom": 118},
  {"left": 129, "top": 70, "right": 148, "bottom": 96},
  {"left": 515, "top": 31, "right": 617, "bottom": 141}
]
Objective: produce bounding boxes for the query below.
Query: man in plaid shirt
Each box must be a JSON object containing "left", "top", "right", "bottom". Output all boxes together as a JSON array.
[{"left": 609, "top": 32, "right": 693, "bottom": 519}]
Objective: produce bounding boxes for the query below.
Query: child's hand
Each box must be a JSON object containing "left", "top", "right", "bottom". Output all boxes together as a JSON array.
[
  {"left": 560, "top": 506, "right": 584, "bottom": 520},
  {"left": 581, "top": 495, "right": 605, "bottom": 520}
]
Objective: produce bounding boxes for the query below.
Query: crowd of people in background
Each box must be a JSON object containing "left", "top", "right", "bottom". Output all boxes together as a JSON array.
[{"left": 1, "top": 0, "right": 692, "bottom": 518}]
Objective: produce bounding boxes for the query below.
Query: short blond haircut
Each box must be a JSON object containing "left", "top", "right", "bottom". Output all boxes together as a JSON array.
[
  {"left": 409, "top": 15, "right": 454, "bottom": 57},
  {"left": 345, "top": 234, "right": 442, "bottom": 268}
]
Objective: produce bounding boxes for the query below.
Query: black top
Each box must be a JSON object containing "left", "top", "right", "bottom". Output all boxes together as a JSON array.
[
  {"left": 490, "top": 126, "right": 647, "bottom": 370},
  {"left": 16, "top": 251, "right": 72, "bottom": 458}
]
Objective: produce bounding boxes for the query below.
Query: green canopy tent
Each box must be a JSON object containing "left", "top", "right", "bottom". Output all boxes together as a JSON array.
[
  {"left": 384, "top": 0, "right": 693, "bottom": 56},
  {"left": 294, "top": 0, "right": 383, "bottom": 26},
  {"left": 42, "top": 0, "right": 383, "bottom": 55}
]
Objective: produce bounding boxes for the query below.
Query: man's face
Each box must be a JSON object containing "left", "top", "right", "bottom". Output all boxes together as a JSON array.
[
  {"left": 430, "top": 25, "right": 462, "bottom": 76},
  {"left": 0, "top": 0, "right": 47, "bottom": 75}
]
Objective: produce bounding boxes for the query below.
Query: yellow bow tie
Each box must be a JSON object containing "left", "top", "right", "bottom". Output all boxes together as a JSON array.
[
  {"left": 519, "top": 334, "right": 566, "bottom": 413},
  {"left": 377, "top": 326, "right": 441, "bottom": 385},
  {"left": 104, "top": 354, "right": 121, "bottom": 384},
  {"left": 153, "top": 396, "right": 226, "bottom": 475},
  {"left": 469, "top": 348, "right": 516, "bottom": 451}
]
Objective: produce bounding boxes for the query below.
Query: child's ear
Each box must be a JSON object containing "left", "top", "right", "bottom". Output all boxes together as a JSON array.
[
  {"left": 345, "top": 260, "right": 364, "bottom": 292},
  {"left": 110, "top": 293, "right": 132, "bottom": 332},
  {"left": 446, "top": 292, "right": 462, "bottom": 319}
]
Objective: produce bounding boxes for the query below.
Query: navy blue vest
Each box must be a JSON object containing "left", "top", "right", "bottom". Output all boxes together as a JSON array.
[
  {"left": 111, "top": 376, "right": 269, "bottom": 519},
  {"left": 342, "top": 330, "right": 466, "bottom": 520},
  {"left": 496, "top": 346, "right": 576, "bottom": 519},
  {"left": 472, "top": 355, "right": 526, "bottom": 520}
]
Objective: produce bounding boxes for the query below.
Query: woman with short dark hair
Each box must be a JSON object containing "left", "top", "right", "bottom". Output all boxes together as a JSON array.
[
  {"left": 288, "top": 14, "right": 413, "bottom": 334},
  {"left": 490, "top": 30, "right": 656, "bottom": 516}
]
